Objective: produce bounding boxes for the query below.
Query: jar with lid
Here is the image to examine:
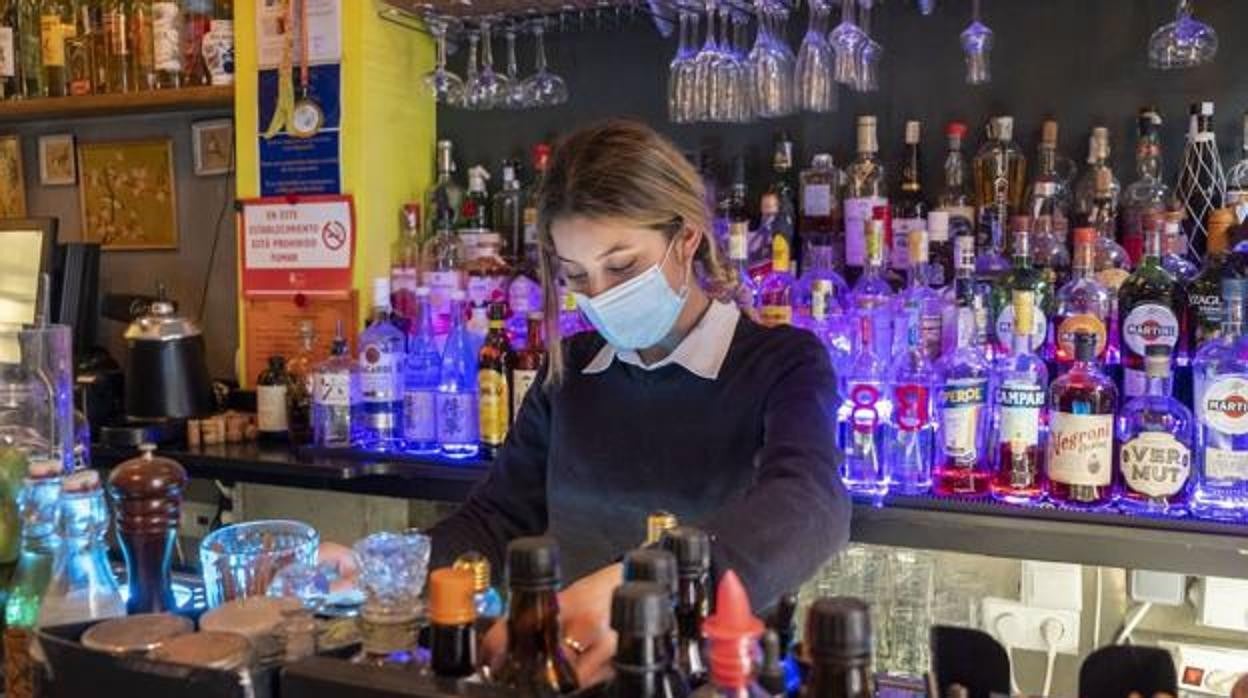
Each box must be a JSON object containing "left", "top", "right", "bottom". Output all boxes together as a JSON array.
[{"left": 38, "top": 469, "right": 126, "bottom": 626}]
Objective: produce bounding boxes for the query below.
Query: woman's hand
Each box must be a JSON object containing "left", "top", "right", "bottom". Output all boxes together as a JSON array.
[
  {"left": 479, "top": 563, "right": 623, "bottom": 687},
  {"left": 315, "top": 541, "right": 360, "bottom": 593}
]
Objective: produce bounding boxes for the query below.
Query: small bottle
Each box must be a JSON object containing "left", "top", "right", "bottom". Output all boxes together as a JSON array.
[
  {"left": 800, "top": 153, "right": 844, "bottom": 270},
  {"left": 886, "top": 305, "right": 936, "bottom": 495},
  {"left": 843, "top": 116, "right": 889, "bottom": 284},
  {"left": 1046, "top": 331, "right": 1118, "bottom": 510},
  {"left": 391, "top": 203, "right": 423, "bottom": 327},
  {"left": 38, "top": 470, "right": 125, "bottom": 627},
  {"left": 465, "top": 234, "right": 513, "bottom": 309},
  {"left": 989, "top": 290, "right": 1050, "bottom": 504},
  {"left": 428, "top": 139, "right": 465, "bottom": 232},
  {"left": 438, "top": 290, "right": 479, "bottom": 458},
  {"left": 459, "top": 165, "right": 491, "bottom": 260},
  {"left": 1116, "top": 345, "right": 1193, "bottom": 516},
  {"left": 285, "top": 321, "right": 317, "bottom": 445},
  {"left": 494, "top": 160, "right": 526, "bottom": 264},
  {"left": 256, "top": 355, "right": 291, "bottom": 443},
  {"left": 801, "top": 597, "right": 874, "bottom": 698},
  {"left": 428, "top": 567, "right": 478, "bottom": 678},
  {"left": 403, "top": 287, "right": 440, "bottom": 453},
  {"left": 494, "top": 537, "right": 580, "bottom": 696},
  {"left": 660, "top": 526, "right": 711, "bottom": 689},
  {"left": 757, "top": 631, "right": 787, "bottom": 698},
  {"left": 453, "top": 551, "right": 505, "bottom": 621},
  {"left": 359, "top": 278, "right": 405, "bottom": 450},
  {"left": 972, "top": 115, "right": 1027, "bottom": 216},
  {"left": 479, "top": 301, "right": 514, "bottom": 456},
  {"left": 936, "top": 122, "right": 977, "bottom": 234},
  {"left": 688, "top": 571, "right": 767, "bottom": 698},
  {"left": 512, "top": 312, "right": 545, "bottom": 419},
  {"left": 606, "top": 582, "right": 690, "bottom": 698},
  {"left": 311, "top": 323, "right": 362, "bottom": 448},
  {"left": 891, "top": 120, "right": 928, "bottom": 277},
  {"left": 759, "top": 234, "right": 796, "bottom": 327}
]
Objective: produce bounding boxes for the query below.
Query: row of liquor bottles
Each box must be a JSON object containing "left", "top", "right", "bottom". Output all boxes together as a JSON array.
[{"left": 0, "top": 0, "right": 233, "bottom": 99}]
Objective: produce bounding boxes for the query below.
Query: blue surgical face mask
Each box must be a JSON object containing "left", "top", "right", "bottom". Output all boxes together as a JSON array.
[{"left": 574, "top": 238, "right": 689, "bottom": 351}]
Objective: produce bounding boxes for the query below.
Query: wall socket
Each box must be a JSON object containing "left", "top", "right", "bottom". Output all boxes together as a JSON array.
[
  {"left": 981, "top": 597, "right": 1081, "bottom": 655},
  {"left": 179, "top": 501, "right": 218, "bottom": 540}
]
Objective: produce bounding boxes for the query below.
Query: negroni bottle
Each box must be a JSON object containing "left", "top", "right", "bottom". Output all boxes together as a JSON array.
[
  {"left": 801, "top": 597, "right": 874, "bottom": 698},
  {"left": 1119, "top": 214, "right": 1187, "bottom": 398},
  {"left": 1046, "top": 332, "right": 1118, "bottom": 509},
  {"left": 606, "top": 582, "right": 690, "bottom": 698},
  {"left": 428, "top": 567, "right": 478, "bottom": 678},
  {"left": 494, "top": 537, "right": 579, "bottom": 697},
  {"left": 660, "top": 526, "right": 711, "bottom": 688},
  {"left": 478, "top": 301, "right": 515, "bottom": 456}
]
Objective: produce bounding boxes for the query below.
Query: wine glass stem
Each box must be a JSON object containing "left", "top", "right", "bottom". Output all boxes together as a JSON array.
[
  {"left": 481, "top": 23, "right": 494, "bottom": 70},
  {"left": 436, "top": 28, "right": 448, "bottom": 70},
  {"left": 534, "top": 27, "right": 548, "bottom": 72},
  {"left": 972, "top": 0, "right": 982, "bottom": 22},
  {"left": 506, "top": 32, "right": 518, "bottom": 77}
]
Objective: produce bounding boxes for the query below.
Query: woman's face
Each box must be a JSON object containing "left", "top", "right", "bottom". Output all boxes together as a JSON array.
[{"left": 551, "top": 216, "right": 697, "bottom": 298}]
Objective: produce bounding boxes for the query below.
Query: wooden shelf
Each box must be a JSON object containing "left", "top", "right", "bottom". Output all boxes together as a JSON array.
[{"left": 0, "top": 85, "right": 233, "bottom": 123}]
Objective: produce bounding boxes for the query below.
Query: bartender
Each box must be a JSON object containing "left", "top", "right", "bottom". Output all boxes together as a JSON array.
[{"left": 429, "top": 120, "right": 850, "bottom": 684}]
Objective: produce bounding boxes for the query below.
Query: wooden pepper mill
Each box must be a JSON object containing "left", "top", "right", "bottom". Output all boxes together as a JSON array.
[{"left": 107, "top": 443, "right": 188, "bottom": 615}]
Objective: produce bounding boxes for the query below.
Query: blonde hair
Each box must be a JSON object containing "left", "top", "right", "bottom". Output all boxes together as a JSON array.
[{"left": 535, "top": 120, "right": 733, "bottom": 385}]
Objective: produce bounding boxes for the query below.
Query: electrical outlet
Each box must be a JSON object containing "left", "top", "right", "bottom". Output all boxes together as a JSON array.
[
  {"left": 179, "top": 501, "right": 217, "bottom": 539},
  {"left": 981, "top": 597, "right": 1081, "bottom": 655}
]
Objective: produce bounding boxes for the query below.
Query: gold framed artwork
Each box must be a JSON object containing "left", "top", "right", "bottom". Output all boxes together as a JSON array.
[
  {"left": 78, "top": 139, "right": 178, "bottom": 250},
  {"left": 38, "top": 134, "right": 76, "bottom": 186},
  {"left": 0, "top": 135, "right": 27, "bottom": 218}
]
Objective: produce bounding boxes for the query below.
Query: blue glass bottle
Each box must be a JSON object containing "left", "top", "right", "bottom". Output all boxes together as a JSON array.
[
  {"left": 402, "top": 287, "right": 440, "bottom": 453},
  {"left": 359, "top": 278, "right": 405, "bottom": 451},
  {"left": 38, "top": 470, "right": 125, "bottom": 625},
  {"left": 437, "top": 291, "right": 479, "bottom": 458}
]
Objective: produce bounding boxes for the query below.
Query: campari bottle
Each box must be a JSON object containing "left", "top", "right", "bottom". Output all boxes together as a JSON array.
[{"left": 990, "top": 291, "right": 1049, "bottom": 503}]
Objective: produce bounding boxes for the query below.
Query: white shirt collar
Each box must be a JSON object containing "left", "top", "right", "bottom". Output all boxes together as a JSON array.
[{"left": 582, "top": 300, "right": 741, "bottom": 380}]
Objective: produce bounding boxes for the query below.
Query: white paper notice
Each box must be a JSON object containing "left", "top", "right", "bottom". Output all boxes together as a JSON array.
[
  {"left": 243, "top": 199, "right": 353, "bottom": 270},
  {"left": 256, "top": 0, "right": 342, "bottom": 70}
]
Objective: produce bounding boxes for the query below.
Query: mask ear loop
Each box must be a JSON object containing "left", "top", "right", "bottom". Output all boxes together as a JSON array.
[{"left": 661, "top": 230, "right": 694, "bottom": 300}]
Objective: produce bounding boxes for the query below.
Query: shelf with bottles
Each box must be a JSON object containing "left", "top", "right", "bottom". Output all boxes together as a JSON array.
[{"left": 0, "top": 85, "right": 233, "bottom": 123}]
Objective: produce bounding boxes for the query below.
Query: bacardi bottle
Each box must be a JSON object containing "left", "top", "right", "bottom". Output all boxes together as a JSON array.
[
  {"left": 990, "top": 290, "right": 1049, "bottom": 503},
  {"left": 359, "top": 278, "right": 405, "bottom": 450},
  {"left": 1116, "top": 346, "right": 1193, "bottom": 517},
  {"left": 838, "top": 313, "right": 891, "bottom": 500},
  {"left": 1052, "top": 228, "right": 1113, "bottom": 367},
  {"left": 891, "top": 120, "right": 928, "bottom": 276},
  {"left": 759, "top": 234, "right": 795, "bottom": 327},
  {"left": 402, "top": 287, "right": 440, "bottom": 453},
  {"left": 1122, "top": 109, "right": 1171, "bottom": 266},
  {"left": 885, "top": 306, "right": 936, "bottom": 495},
  {"left": 843, "top": 116, "right": 888, "bottom": 284},
  {"left": 478, "top": 302, "right": 514, "bottom": 457},
  {"left": 1119, "top": 217, "right": 1187, "bottom": 397},
  {"left": 800, "top": 153, "right": 843, "bottom": 270},
  {"left": 1047, "top": 331, "right": 1117, "bottom": 510},
  {"left": 934, "top": 282, "right": 991, "bottom": 496}
]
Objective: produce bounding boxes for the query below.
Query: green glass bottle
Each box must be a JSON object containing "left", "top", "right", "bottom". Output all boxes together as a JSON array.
[{"left": 991, "top": 216, "right": 1053, "bottom": 357}]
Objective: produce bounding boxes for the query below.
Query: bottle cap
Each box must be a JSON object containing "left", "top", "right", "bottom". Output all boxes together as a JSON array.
[
  {"left": 927, "top": 210, "right": 949, "bottom": 236},
  {"left": 453, "top": 551, "right": 492, "bottom": 592},
  {"left": 992, "top": 116, "right": 1014, "bottom": 141},
  {"left": 702, "top": 570, "right": 764, "bottom": 689},
  {"left": 945, "top": 121, "right": 967, "bottom": 139},
  {"left": 904, "top": 120, "right": 920, "bottom": 145},
  {"left": 811, "top": 153, "right": 835, "bottom": 170},
  {"left": 506, "top": 536, "right": 561, "bottom": 591},
  {"left": 532, "top": 143, "right": 552, "bottom": 171},
  {"left": 372, "top": 278, "right": 391, "bottom": 308},
  {"left": 1199, "top": 101, "right": 1215, "bottom": 117},
  {"left": 415, "top": 286, "right": 431, "bottom": 297},
  {"left": 1073, "top": 227, "right": 1095, "bottom": 245},
  {"left": 856, "top": 116, "right": 878, "bottom": 153},
  {"left": 610, "top": 581, "right": 674, "bottom": 638},
  {"left": 1222, "top": 277, "right": 1248, "bottom": 301},
  {"left": 450, "top": 289, "right": 467, "bottom": 302},
  {"left": 1138, "top": 106, "right": 1162, "bottom": 131},
  {"left": 908, "top": 228, "right": 929, "bottom": 264},
  {"left": 645, "top": 510, "right": 679, "bottom": 545},
  {"left": 1073, "top": 330, "right": 1098, "bottom": 362},
  {"left": 805, "top": 597, "right": 872, "bottom": 661},
  {"left": 660, "top": 526, "right": 711, "bottom": 576},
  {"left": 429, "top": 567, "right": 478, "bottom": 626},
  {"left": 622, "top": 548, "right": 679, "bottom": 597},
  {"left": 1041, "top": 119, "right": 1059, "bottom": 146}
]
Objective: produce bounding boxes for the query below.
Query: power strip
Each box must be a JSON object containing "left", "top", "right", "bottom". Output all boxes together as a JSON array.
[{"left": 981, "top": 596, "right": 1081, "bottom": 655}]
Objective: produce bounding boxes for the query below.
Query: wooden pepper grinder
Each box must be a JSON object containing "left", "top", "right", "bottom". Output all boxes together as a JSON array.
[{"left": 107, "top": 443, "right": 188, "bottom": 614}]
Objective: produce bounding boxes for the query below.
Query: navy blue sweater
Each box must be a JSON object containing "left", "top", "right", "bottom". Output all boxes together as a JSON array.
[{"left": 428, "top": 317, "right": 851, "bottom": 608}]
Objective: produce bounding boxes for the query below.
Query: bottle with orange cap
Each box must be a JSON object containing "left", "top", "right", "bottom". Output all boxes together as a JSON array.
[{"left": 428, "top": 567, "right": 478, "bottom": 678}]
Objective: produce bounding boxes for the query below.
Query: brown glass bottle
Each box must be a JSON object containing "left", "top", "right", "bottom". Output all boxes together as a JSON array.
[
  {"left": 478, "top": 302, "right": 515, "bottom": 455},
  {"left": 285, "top": 322, "right": 317, "bottom": 445},
  {"left": 1046, "top": 332, "right": 1118, "bottom": 509},
  {"left": 107, "top": 445, "right": 187, "bottom": 614},
  {"left": 428, "top": 567, "right": 478, "bottom": 678},
  {"left": 802, "top": 597, "right": 874, "bottom": 698},
  {"left": 660, "top": 526, "right": 710, "bottom": 689},
  {"left": 606, "top": 582, "right": 689, "bottom": 698},
  {"left": 494, "top": 537, "right": 579, "bottom": 698},
  {"left": 512, "top": 312, "right": 544, "bottom": 419}
]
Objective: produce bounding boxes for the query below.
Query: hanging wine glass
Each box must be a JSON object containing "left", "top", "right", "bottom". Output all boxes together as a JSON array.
[
  {"left": 960, "top": 0, "right": 992, "bottom": 85},
  {"left": 693, "top": 0, "right": 721, "bottom": 122},
  {"left": 829, "top": 0, "right": 866, "bottom": 86},
  {"left": 523, "top": 21, "right": 568, "bottom": 107},
  {"left": 749, "top": 0, "right": 794, "bottom": 118},
  {"left": 502, "top": 26, "right": 528, "bottom": 110},
  {"left": 1148, "top": 0, "right": 1217, "bottom": 70},
  {"left": 796, "top": 0, "right": 835, "bottom": 112},
  {"left": 422, "top": 16, "right": 464, "bottom": 106},
  {"left": 460, "top": 32, "right": 484, "bottom": 109},
  {"left": 669, "top": 11, "right": 698, "bottom": 123},
  {"left": 854, "top": 0, "right": 880, "bottom": 92}
]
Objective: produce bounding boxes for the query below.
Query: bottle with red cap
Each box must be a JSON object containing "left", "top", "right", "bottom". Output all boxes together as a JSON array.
[
  {"left": 936, "top": 121, "right": 977, "bottom": 238},
  {"left": 688, "top": 570, "right": 768, "bottom": 698}
]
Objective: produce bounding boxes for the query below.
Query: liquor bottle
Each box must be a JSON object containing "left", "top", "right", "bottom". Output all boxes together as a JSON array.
[
  {"left": 37, "top": 470, "right": 125, "bottom": 626},
  {"left": 522, "top": 143, "right": 550, "bottom": 249},
  {"left": 942, "top": 233, "right": 993, "bottom": 358},
  {"left": 1227, "top": 111, "right": 1248, "bottom": 221},
  {"left": 403, "top": 287, "right": 440, "bottom": 453},
  {"left": 1192, "top": 286, "right": 1248, "bottom": 521},
  {"left": 885, "top": 305, "right": 936, "bottom": 495},
  {"left": 687, "top": 571, "right": 766, "bottom": 698},
  {"left": 800, "top": 153, "right": 843, "bottom": 270},
  {"left": 660, "top": 526, "right": 710, "bottom": 689},
  {"left": 180, "top": 0, "right": 212, "bottom": 85},
  {"left": 1090, "top": 166, "right": 1131, "bottom": 277},
  {"left": 990, "top": 290, "right": 1049, "bottom": 503},
  {"left": 151, "top": 0, "right": 180, "bottom": 88},
  {"left": 423, "top": 207, "right": 465, "bottom": 336},
  {"left": 0, "top": 1, "right": 18, "bottom": 99},
  {"left": 759, "top": 234, "right": 795, "bottom": 327},
  {"left": 1121, "top": 109, "right": 1171, "bottom": 266},
  {"left": 1047, "top": 331, "right": 1117, "bottom": 510},
  {"left": 1028, "top": 120, "right": 1073, "bottom": 290},
  {"left": 726, "top": 220, "right": 759, "bottom": 311},
  {"left": 4, "top": 469, "right": 62, "bottom": 698},
  {"left": 934, "top": 274, "right": 991, "bottom": 496},
  {"left": 453, "top": 551, "right": 505, "bottom": 621},
  {"left": 512, "top": 312, "right": 544, "bottom": 418},
  {"left": 16, "top": 0, "right": 41, "bottom": 97},
  {"left": 1176, "top": 102, "right": 1227, "bottom": 257},
  {"left": 256, "top": 355, "right": 290, "bottom": 443},
  {"left": 428, "top": 140, "right": 465, "bottom": 232},
  {"left": 765, "top": 134, "right": 797, "bottom": 260},
  {"left": 311, "top": 323, "right": 362, "bottom": 448},
  {"left": 758, "top": 631, "right": 787, "bottom": 698},
  {"left": 1162, "top": 214, "right": 1199, "bottom": 281},
  {"left": 391, "top": 203, "right": 422, "bottom": 326},
  {"left": 493, "top": 537, "right": 580, "bottom": 696},
  {"left": 795, "top": 234, "right": 848, "bottom": 329},
  {"left": 102, "top": 0, "right": 129, "bottom": 92},
  {"left": 1195, "top": 278, "right": 1247, "bottom": 409},
  {"left": 838, "top": 312, "right": 890, "bottom": 499},
  {"left": 428, "top": 567, "right": 478, "bottom": 678},
  {"left": 285, "top": 320, "right": 316, "bottom": 445},
  {"left": 972, "top": 116, "right": 1027, "bottom": 218},
  {"left": 459, "top": 165, "right": 491, "bottom": 261},
  {"left": 802, "top": 597, "right": 874, "bottom": 698},
  {"left": 892, "top": 227, "right": 943, "bottom": 360},
  {"left": 1189, "top": 208, "right": 1240, "bottom": 354},
  {"left": 65, "top": 3, "right": 94, "bottom": 95},
  {"left": 991, "top": 217, "right": 1052, "bottom": 358},
  {"left": 924, "top": 210, "right": 952, "bottom": 289},
  {"left": 936, "top": 121, "right": 976, "bottom": 236},
  {"left": 1116, "top": 345, "right": 1193, "bottom": 516},
  {"left": 605, "top": 582, "right": 690, "bottom": 698},
  {"left": 806, "top": 279, "right": 852, "bottom": 377},
  {"left": 495, "top": 160, "right": 525, "bottom": 264},
  {"left": 129, "top": 0, "right": 154, "bottom": 89},
  {"left": 843, "top": 115, "right": 888, "bottom": 284},
  {"left": 39, "top": 0, "right": 69, "bottom": 96},
  {"left": 560, "top": 287, "right": 591, "bottom": 338},
  {"left": 479, "top": 302, "right": 514, "bottom": 456},
  {"left": 974, "top": 207, "right": 1011, "bottom": 290},
  {"left": 465, "top": 233, "right": 511, "bottom": 309},
  {"left": 359, "top": 278, "right": 405, "bottom": 450},
  {"left": 1052, "top": 228, "right": 1113, "bottom": 367},
  {"left": 891, "top": 120, "right": 928, "bottom": 277},
  {"left": 1075, "top": 127, "right": 1120, "bottom": 227},
  {"left": 1119, "top": 217, "right": 1187, "bottom": 397},
  {"left": 721, "top": 156, "right": 751, "bottom": 264},
  {"left": 437, "top": 290, "right": 479, "bottom": 459},
  {"left": 848, "top": 217, "right": 895, "bottom": 353}
]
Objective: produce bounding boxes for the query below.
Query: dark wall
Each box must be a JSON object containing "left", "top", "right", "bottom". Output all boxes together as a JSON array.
[{"left": 439, "top": 0, "right": 1248, "bottom": 197}]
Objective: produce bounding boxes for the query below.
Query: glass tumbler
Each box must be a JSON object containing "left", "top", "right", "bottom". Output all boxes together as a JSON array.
[{"left": 200, "top": 519, "right": 319, "bottom": 608}]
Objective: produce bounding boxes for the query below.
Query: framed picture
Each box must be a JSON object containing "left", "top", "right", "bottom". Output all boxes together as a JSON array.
[
  {"left": 0, "top": 135, "right": 26, "bottom": 217},
  {"left": 192, "top": 119, "right": 234, "bottom": 176},
  {"left": 38, "top": 134, "right": 76, "bottom": 186},
  {"left": 78, "top": 139, "right": 178, "bottom": 250}
]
